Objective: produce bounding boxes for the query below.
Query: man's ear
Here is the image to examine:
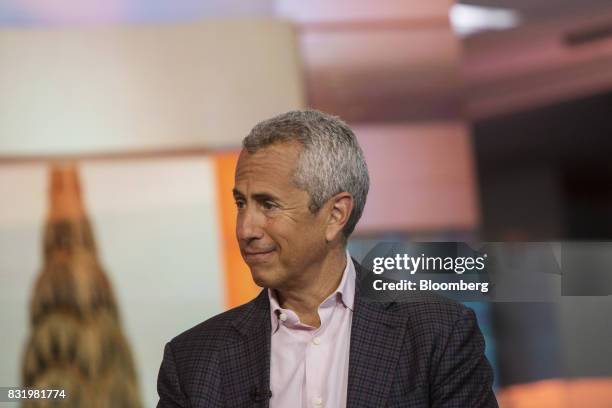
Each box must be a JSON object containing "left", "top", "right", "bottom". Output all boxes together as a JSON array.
[{"left": 325, "top": 192, "right": 354, "bottom": 242}]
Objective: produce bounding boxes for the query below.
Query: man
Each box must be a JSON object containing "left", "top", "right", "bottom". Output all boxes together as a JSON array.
[{"left": 157, "top": 109, "right": 498, "bottom": 407}]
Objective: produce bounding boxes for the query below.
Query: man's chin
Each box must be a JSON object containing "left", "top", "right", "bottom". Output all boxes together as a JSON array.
[{"left": 249, "top": 265, "right": 281, "bottom": 288}]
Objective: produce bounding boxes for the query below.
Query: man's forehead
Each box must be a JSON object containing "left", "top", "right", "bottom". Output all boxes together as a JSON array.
[
  {"left": 236, "top": 144, "right": 300, "bottom": 175},
  {"left": 233, "top": 143, "right": 303, "bottom": 194}
]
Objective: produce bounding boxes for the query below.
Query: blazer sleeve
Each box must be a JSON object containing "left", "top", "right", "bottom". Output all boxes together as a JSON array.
[
  {"left": 157, "top": 342, "right": 188, "bottom": 408},
  {"left": 430, "top": 307, "right": 499, "bottom": 408}
]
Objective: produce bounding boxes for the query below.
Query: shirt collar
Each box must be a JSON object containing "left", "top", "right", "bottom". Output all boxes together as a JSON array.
[
  {"left": 268, "top": 250, "right": 356, "bottom": 329},
  {"left": 335, "top": 250, "right": 355, "bottom": 311}
]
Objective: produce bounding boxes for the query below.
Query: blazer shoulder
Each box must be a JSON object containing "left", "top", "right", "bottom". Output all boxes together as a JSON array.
[
  {"left": 390, "top": 292, "right": 476, "bottom": 332},
  {"left": 354, "top": 260, "right": 474, "bottom": 330},
  {"left": 168, "top": 296, "right": 260, "bottom": 354}
]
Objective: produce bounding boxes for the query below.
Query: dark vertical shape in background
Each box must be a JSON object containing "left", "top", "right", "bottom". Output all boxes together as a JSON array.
[{"left": 473, "top": 91, "right": 612, "bottom": 388}]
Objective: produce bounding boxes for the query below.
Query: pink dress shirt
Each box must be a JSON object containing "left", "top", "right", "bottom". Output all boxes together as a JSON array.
[{"left": 268, "top": 252, "right": 356, "bottom": 408}]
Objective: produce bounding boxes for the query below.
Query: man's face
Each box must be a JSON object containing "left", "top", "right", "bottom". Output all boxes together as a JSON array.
[{"left": 233, "top": 142, "right": 328, "bottom": 290}]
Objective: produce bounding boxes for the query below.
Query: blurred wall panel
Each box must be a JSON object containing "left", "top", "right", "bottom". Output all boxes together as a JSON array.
[
  {"left": 301, "top": 27, "right": 463, "bottom": 122},
  {"left": 276, "top": 0, "right": 453, "bottom": 24},
  {"left": 0, "top": 164, "right": 46, "bottom": 399},
  {"left": 82, "top": 158, "right": 225, "bottom": 407},
  {"left": 281, "top": 0, "right": 461, "bottom": 123},
  {"left": 354, "top": 122, "right": 479, "bottom": 234},
  {"left": 465, "top": 12, "right": 612, "bottom": 119},
  {"left": 0, "top": 20, "right": 304, "bottom": 156},
  {"left": 0, "top": 0, "right": 276, "bottom": 24}
]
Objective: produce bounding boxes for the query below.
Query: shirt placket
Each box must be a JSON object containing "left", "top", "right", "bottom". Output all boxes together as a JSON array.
[{"left": 306, "top": 300, "right": 338, "bottom": 408}]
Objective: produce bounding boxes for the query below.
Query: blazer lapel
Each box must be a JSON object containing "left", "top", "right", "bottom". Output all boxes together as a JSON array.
[
  {"left": 347, "top": 262, "right": 408, "bottom": 408},
  {"left": 220, "top": 290, "right": 272, "bottom": 407}
]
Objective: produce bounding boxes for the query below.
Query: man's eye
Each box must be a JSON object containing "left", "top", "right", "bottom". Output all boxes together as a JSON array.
[
  {"left": 262, "top": 201, "right": 277, "bottom": 210},
  {"left": 235, "top": 200, "right": 245, "bottom": 209}
]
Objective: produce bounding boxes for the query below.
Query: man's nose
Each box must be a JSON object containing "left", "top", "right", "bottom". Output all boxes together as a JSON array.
[{"left": 236, "top": 207, "right": 264, "bottom": 242}]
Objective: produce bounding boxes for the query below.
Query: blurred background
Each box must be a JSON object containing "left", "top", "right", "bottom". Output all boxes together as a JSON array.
[{"left": 0, "top": 0, "right": 611, "bottom": 406}]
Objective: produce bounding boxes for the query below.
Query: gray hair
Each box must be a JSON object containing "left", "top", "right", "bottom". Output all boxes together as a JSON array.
[{"left": 242, "top": 109, "right": 369, "bottom": 239}]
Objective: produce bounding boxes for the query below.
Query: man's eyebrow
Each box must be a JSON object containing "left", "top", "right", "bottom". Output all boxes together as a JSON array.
[
  {"left": 252, "top": 192, "right": 281, "bottom": 202},
  {"left": 232, "top": 188, "right": 281, "bottom": 202}
]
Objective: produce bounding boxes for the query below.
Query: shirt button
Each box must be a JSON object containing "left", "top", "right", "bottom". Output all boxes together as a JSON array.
[
  {"left": 313, "top": 396, "right": 323, "bottom": 406},
  {"left": 279, "top": 313, "right": 287, "bottom": 322},
  {"left": 312, "top": 337, "right": 321, "bottom": 345}
]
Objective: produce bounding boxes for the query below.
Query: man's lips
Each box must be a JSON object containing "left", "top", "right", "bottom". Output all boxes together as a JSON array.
[{"left": 242, "top": 248, "right": 276, "bottom": 263}]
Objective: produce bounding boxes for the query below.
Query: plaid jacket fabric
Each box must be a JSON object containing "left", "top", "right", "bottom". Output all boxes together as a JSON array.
[{"left": 157, "top": 262, "right": 498, "bottom": 408}]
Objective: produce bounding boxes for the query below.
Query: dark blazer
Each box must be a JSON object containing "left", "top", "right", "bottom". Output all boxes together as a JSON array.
[{"left": 157, "top": 262, "right": 498, "bottom": 407}]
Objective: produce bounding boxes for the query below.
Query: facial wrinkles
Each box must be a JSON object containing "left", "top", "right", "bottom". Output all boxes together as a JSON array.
[
  {"left": 235, "top": 146, "right": 315, "bottom": 255},
  {"left": 236, "top": 147, "right": 310, "bottom": 217},
  {"left": 236, "top": 162, "right": 280, "bottom": 196}
]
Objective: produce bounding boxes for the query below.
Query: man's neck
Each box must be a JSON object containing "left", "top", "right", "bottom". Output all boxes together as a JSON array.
[{"left": 275, "top": 248, "right": 347, "bottom": 328}]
